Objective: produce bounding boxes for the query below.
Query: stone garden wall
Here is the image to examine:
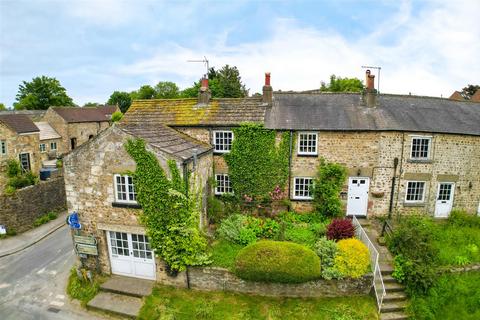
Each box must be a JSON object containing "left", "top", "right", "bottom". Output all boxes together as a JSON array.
[
  {"left": 157, "top": 266, "right": 373, "bottom": 298},
  {"left": 0, "top": 175, "right": 66, "bottom": 233}
]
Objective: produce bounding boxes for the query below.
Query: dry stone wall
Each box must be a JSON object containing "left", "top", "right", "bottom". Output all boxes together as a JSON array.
[{"left": 0, "top": 176, "right": 66, "bottom": 233}]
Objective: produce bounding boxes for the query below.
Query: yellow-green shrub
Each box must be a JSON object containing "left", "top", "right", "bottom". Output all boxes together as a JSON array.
[{"left": 334, "top": 238, "right": 370, "bottom": 278}]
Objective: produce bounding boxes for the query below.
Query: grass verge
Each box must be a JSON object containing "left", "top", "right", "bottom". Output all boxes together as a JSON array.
[
  {"left": 66, "top": 268, "right": 105, "bottom": 307},
  {"left": 409, "top": 271, "right": 480, "bottom": 319},
  {"left": 139, "top": 285, "right": 378, "bottom": 320},
  {"left": 33, "top": 211, "right": 58, "bottom": 227}
]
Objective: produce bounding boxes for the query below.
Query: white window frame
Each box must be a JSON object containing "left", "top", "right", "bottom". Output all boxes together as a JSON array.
[
  {"left": 297, "top": 132, "right": 318, "bottom": 155},
  {"left": 215, "top": 174, "right": 233, "bottom": 195},
  {"left": 213, "top": 130, "right": 234, "bottom": 153},
  {"left": 50, "top": 142, "right": 57, "bottom": 151},
  {"left": 293, "top": 177, "right": 314, "bottom": 200},
  {"left": 405, "top": 181, "right": 426, "bottom": 203},
  {"left": 39, "top": 143, "right": 46, "bottom": 153},
  {"left": 113, "top": 174, "right": 137, "bottom": 204},
  {"left": 410, "top": 136, "right": 432, "bottom": 160},
  {"left": 0, "top": 140, "right": 6, "bottom": 156}
]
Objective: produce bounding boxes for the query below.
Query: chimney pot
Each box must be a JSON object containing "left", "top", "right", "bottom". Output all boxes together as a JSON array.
[
  {"left": 366, "top": 70, "right": 375, "bottom": 92},
  {"left": 198, "top": 77, "right": 211, "bottom": 105},
  {"left": 200, "top": 78, "right": 209, "bottom": 90},
  {"left": 262, "top": 72, "right": 273, "bottom": 105}
]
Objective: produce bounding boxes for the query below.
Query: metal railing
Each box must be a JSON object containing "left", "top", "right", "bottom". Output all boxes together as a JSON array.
[{"left": 352, "top": 216, "right": 386, "bottom": 312}]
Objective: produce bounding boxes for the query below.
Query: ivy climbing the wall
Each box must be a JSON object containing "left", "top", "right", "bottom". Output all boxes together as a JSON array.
[
  {"left": 224, "top": 123, "right": 291, "bottom": 203},
  {"left": 125, "top": 139, "right": 208, "bottom": 273},
  {"left": 312, "top": 158, "right": 348, "bottom": 218}
]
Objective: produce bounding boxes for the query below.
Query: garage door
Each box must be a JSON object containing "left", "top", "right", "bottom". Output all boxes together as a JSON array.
[{"left": 106, "top": 231, "right": 156, "bottom": 280}]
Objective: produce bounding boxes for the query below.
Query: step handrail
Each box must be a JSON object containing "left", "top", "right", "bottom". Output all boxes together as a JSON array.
[{"left": 352, "top": 216, "right": 386, "bottom": 312}]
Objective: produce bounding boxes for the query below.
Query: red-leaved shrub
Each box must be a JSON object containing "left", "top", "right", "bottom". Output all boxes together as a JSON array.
[{"left": 326, "top": 218, "right": 355, "bottom": 241}]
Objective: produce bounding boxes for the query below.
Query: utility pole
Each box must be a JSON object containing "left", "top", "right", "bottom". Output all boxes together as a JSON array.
[
  {"left": 187, "top": 56, "right": 210, "bottom": 78},
  {"left": 361, "top": 65, "right": 381, "bottom": 93}
]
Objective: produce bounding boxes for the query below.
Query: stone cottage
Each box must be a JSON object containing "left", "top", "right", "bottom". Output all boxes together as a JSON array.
[
  {"left": 33, "top": 121, "right": 63, "bottom": 165},
  {"left": 64, "top": 71, "right": 480, "bottom": 281},
  {"left": 0, "top": 114, "right": 41, "bottom": 194},
  {"left": 43, "top": 105, "right": 118, "bottom": 154}
]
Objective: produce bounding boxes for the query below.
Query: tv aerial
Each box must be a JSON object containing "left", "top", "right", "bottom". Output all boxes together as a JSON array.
[{"left": 187, "top": 56, "right": 210, "bottom": 78}]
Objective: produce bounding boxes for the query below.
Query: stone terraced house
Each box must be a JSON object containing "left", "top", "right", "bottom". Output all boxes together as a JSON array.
[
  {"left": 0, "top": 114, "right": 42, "bottom": 195},
  {"left": 64, "top": 71, "right": 480, "bottom": 281}
]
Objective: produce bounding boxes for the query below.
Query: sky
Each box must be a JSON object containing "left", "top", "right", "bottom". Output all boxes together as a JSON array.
[{"left": 0, "top": 0, "right": 479, "bottom": 107}]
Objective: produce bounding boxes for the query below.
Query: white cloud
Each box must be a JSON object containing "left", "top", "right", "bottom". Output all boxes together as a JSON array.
[{"left": 116, "top": 1, "right": 480, "bottom": 97}]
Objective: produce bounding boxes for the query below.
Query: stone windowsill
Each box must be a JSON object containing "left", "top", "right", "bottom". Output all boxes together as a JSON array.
[
  {"left": 407, "top": 159, "right": 433, "bottom": 164},
  {"left": 403, "top": 202, "right": 426, "bottom": 207},
  {"left": 290, "top": 198, "right": 313, "bottom": 202},
  {"left": 111, "top": 202, "right": 142, "bottom": 209},
  {"left": 296, "top": 154, "right": 318, "bottom": 158}
]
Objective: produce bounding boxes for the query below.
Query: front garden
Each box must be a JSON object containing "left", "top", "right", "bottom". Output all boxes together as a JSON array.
[{"left": 386, "top": 210, "right": 480, "bottom": 319}]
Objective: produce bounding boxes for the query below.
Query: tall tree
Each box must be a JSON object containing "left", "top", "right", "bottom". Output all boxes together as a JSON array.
[
  {"left": 181, "top": 65, "right": 248, "bottom": 98},
  {"left": 14, "top": 76, "right": 74, "bottom": 110},
  {"left": 154, "top": 81, "right": 180, "bottom": 99},
  {"left": 107, "top": 91, "right": 132, "bottom": 113},
  {"left": 0, "top": 103, "right": 6, "bottom": 111},
  {"left": 131, "top": 85, "right": 156, "bottom": 100},
  {"left": 320, "top": 75, "right": 364, "bottom": 92},
  {"left": 83, "top": 102, "right": 101, "bottom": 107},
  {"left": 460, "top": 84, "right": 480, "bottom": 99}
]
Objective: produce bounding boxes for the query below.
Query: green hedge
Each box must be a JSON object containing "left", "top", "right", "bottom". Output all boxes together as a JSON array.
[{"left": 234, "top": 240, "right": 321, "bottom": 283}]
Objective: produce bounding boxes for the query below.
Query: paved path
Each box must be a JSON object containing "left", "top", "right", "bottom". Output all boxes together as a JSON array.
[{"left": 0, "top": 225, "right": 107, "bottom": 320}]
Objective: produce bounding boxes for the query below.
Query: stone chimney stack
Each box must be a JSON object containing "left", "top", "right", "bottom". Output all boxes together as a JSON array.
[
  {"left": 198, "top": 77, "right": 211, "bottom": 105},
  {"left": 262, "top": 72, "right": 273, "bottom": 105},
  {"left": 365, "top": 69, "right": 377, "bottom": 108}
]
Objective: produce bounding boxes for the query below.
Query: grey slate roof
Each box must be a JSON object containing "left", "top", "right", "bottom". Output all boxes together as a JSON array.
[
  {"left": 0, "top": 114, "right": 39, "bottom": 134},
  {"left": 52, "top": 106, "right": 116, "bottom": 123},
  {"left": 123, "top": 98, "right": 266, "bottom": 126},
  {"left": 34, "top": 122, "right": 61, "bottom": 140},
  {"left": 118, "top": 123, "right": 212, "bottom": 160},
  {"left": 266, "top": 93, "right": 480, "bottom": 136}
]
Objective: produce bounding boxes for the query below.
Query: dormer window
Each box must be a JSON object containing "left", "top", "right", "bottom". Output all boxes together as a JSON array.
[
  {"left": 213, "top": 130, "right": 234, "bottom": 153},
  {"left": 298, "top": 132, "right": 318, "bottom": 155},
  {"left": 410, "top": 136, "right": 431, "bottom": 160}
]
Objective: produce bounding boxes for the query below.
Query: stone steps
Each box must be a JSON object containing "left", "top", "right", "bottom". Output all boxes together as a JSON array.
[
  {"left": 384, "top": 281, "right": 405, "bottom": 293},
  {"left": 381, "top": 301, "right": 407, "bottom": 313},
  {"left": 382, "top": 275, "right": 397, "bottom": 283},
  {"left": 87, "top": 291, "right": 143, "bottom": 319},
  {"left": 380, "top": 311, "right": 409, "bottom": 320},
  {"left": 383, "top": 291, "right": 407, "bottom": 303},
  {"left": 87, "top": 275, "right": 155, "bottom": 318}
]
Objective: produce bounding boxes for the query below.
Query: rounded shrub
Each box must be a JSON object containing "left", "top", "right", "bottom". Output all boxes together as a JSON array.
[
  {"left": 334, "top": 238, "right": 370, "bottom": 278},
  {"left": 234, "top": 240, "right": 321, "bottom": 283}
]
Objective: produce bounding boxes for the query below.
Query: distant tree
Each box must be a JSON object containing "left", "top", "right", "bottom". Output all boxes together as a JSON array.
[
  {"left": 154, "top": 81, "right": 180, "bottom": 99},
  {"left": 83, "top": 102, "right": 101, "bottom": 107},
  {"left": 131, "top": 85, "right": 156, "bottom": 100},
  {"left": 320, "top": 75, "right": 364, "bottom": 93},
  {"left": 180, "top": 65, "right": 248, "bottom": 98},
  {"left": 14, "top": 76, "right": 74, "bottom": 110},
  {"left": 107, "top": 91, "right": 132, "bottom": 113},
  {"left": 0, "top": 103, "right": 6, "bottom": 110},
  {"left": 460, "top": 84, "right": 480, "bottom": 99},
  {"left": 111, "top": 111, "right": 123, "bottom": 122}
]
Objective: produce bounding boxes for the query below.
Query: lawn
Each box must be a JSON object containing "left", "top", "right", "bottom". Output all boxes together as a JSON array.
[
  {"left": 408, "top": 271, "right": 480, "bottom": 320},
  {"left": 209, "top": 239, "right": 243, "bottom": 270},
  {"left": 432, "top": 222, "right": 480, "bottom": 266},
  {"left": 138, "top": 285, "right": 378, "bottom": 320}
]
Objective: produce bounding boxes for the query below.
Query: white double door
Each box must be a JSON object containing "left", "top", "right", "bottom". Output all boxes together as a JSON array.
[
  {"left": 434, "top": 182, "right": 455, "bottom": 218},
  {"left": 346, "top": 177, "right": 370, "bottom": 217},
  {"left": 106, "top": 231, "right": 156, "bottom": 280}
]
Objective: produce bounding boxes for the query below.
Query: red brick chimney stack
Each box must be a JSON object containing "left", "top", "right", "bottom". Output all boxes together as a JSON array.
[
  {"left": 198, "top": 76, "right": 211, "bottom": 105},
  {"left": 262, "top": 72, "right": 273, "bottom": 105},
  {"left": 365, "top": 70, "right": 377, "bottom": 108}
]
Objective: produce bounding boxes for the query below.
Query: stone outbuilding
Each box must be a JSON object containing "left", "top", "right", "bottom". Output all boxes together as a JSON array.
[
  {"left": 0, "top": 114, "right": 41, "bottom": 194},
  {"left": 43, "top": 105, "right": 118, "bottom": 154},
  {"left": 34, "top": 121, "right": 62, "bottom": 165}
]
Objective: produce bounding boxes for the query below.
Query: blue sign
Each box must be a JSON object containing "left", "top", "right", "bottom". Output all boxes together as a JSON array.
[{"left": 67, "top": 212, "right": 82, "bottom": 230}]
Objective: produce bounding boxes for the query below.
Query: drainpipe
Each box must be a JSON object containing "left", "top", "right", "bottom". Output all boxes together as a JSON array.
[
  {"left": 388, "top": 157, "right": 399, "bottom": 218},
  {"left": 182, "top": 161, "right": 189, "bottom": 197},
  {"left": 288, "top": 130, "right": 293, "bottom": 209}
]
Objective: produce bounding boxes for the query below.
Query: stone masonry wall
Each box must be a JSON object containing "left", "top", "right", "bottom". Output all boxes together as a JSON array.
[
  {"left": 42, "top": 109, "right": 69, "bottom": 155},
  {"left": 0, "top": 176, "right": 66, "bottom": 233},
  {"left": 67, "top": 121, "right": 110, "bottom": 152},
  {"left": 158, "top": 266, "right": 373, "bottom": 298},
  {"left": 0, "top": 123, "right": 42, "bottom": 195}
]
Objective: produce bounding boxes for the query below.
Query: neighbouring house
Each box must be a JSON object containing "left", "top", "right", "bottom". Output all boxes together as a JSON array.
[
  {"left": 64, "top": 71, "right": 480, "bottom": 282},
  {"left": 43, "top": 105, "right": 118, "bottom": 154},
  {"left": 0, "top": 114, "right": 41, "bottom": 194},
  {"left": 34, "top": 122, "right": 63, "bottom": 165}
]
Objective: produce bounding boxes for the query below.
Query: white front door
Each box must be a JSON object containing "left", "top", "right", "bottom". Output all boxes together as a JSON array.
[
  {"left": 434, "top": 182, "right": 455, "bottom": 218},
  {"left": 346, "top": 177, "right": 370, "bottom": 216},
  {"left": 106, "top": 231, "right": 156, "bottom": 280}
]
